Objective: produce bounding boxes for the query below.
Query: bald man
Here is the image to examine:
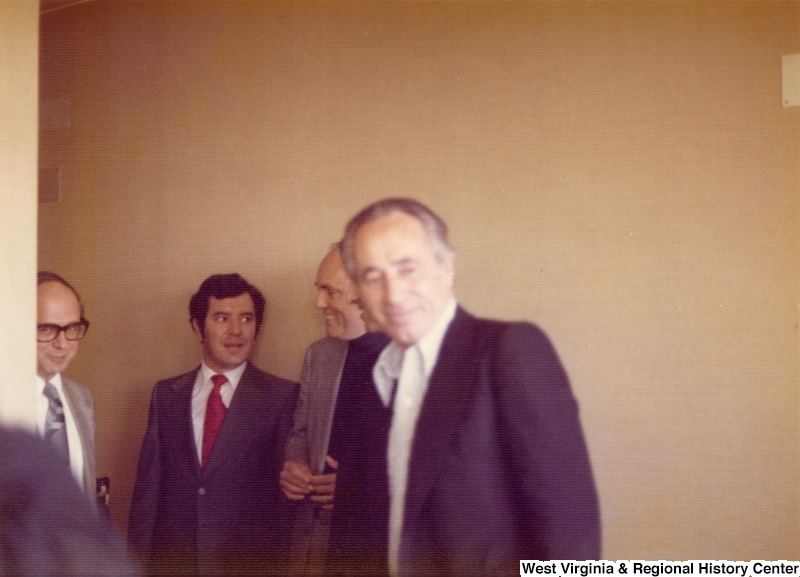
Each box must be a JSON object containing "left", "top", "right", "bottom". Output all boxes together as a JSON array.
[
  {"left": 282, "top": 246, "right": 389, "bottom": 576},
  {"left": 35, "top": 271, "right": 97, "bottom": 507}
]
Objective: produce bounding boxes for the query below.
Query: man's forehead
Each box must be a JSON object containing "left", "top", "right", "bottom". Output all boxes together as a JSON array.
[
  {"left": 207, "top": 293, "right": 254, "bottom": 311},
  {"left": 317, "top": 254, "right": 351, "bottom": 285},
  {"left": 355, "top": 214, "right": 433, "bottom": 259}
]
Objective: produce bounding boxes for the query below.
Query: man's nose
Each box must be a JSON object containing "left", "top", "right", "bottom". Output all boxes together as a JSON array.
[
  {"left": 51, "top": 331, "right": 69, "bottom": 348},
  {"left": 229, "top": 319, "right": 244, "bottom": 334},
  {"left": 384, "top": 276, "right": 405, "bottom": 303},
  {"left": 315, "top": 290, "right": 327, "bottom": 310}
]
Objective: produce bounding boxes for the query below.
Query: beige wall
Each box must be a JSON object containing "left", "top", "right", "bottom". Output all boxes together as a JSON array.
[
  {"left": 39, "top": 1, "right": 799, "bottom": 559},
  {"left": 1, "top": 0, "right": 38, "bottom": 429}
]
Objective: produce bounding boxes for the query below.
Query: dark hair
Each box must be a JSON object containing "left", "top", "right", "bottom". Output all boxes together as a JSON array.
[
  {"left": 37, "top": 271, "right": 85, "bottom": 317},
  {"left": 189, "top": 274, "right": 266, "bottom": 334},
  {"left": 340, "top": 197, "right": 456, "bottom": 279}
]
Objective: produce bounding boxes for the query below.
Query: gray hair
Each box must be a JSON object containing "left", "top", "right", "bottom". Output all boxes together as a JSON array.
[{"left": 340, "top": 197, "right": 456, "bottom": 279}]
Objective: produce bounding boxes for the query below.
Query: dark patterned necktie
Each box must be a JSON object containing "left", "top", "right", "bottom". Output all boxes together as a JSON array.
[
  {"left": 201, "top": 374, "right": 228, "bottom": 469},
  {"left": 43, "top": 382, "right": 69, "bottom": 466}
]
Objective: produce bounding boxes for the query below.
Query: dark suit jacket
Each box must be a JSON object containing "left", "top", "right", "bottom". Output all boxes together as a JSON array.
[
  {"left": 326, "top": 367, "right": 393, "bottom": 577},
  {"left": 127, "top": 363, "right": 298, "bottom": 577},
  {"left": 398, "top": 307, "right": 600, "bottom": 576},
  {"left": 0, "top": 427, "right": 137, "bottom": 577},
  {"left": 61, "top": 376, "right": 97, "bottom": 508}
]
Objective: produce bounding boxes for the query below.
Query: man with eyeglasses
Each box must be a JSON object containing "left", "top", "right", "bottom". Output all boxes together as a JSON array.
[{"left": 35, "top": 271, "right": 97, "bottom": 507}]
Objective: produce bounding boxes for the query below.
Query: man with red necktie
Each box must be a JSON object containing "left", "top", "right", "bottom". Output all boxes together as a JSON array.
[{"left": 128, "top": 274, "right": 298, "bottom": 577}]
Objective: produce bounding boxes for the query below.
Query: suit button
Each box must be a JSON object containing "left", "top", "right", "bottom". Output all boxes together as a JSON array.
[{"left": 198, "top": 487, "right": 206, "bottom": 495}]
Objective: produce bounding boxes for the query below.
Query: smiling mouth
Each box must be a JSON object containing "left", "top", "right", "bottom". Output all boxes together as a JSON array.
[{"left": 386, "top": 310, "right": 413, "bottom": 325}]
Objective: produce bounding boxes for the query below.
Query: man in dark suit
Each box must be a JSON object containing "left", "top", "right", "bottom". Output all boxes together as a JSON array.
[
  {"left": 127, "top": 274, "right": 298, "bottom": 577},
  {"left": 340, "top": 198, "right": 601, "bottom": 576},
  {"left": 36, "top": 271, "right": 97, "bottom": 509}
]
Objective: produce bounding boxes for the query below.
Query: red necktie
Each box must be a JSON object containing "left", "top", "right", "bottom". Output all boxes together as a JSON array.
[{"left": 201, "top": 374, "right": 228, "bottom": 469}]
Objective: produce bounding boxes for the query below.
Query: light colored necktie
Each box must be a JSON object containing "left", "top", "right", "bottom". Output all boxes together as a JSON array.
[
  {"left": 201, "top": 374, "right": 228, "bottom": 469},
  {"left": 43, "top": 381, "right": 69, "bottom": 466}
]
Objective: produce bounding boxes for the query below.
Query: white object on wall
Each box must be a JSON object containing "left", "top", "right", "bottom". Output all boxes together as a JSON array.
[{"left": 782, "top": 54, "right": 800, "bottom": 107}]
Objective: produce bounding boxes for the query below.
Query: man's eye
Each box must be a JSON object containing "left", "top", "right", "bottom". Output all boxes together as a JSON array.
[
  {"left": 213, "top": 315, "right": 228, "bottom": 323},
  {"left": 241, "top": 316, "right": 255, "bottom": 324}
]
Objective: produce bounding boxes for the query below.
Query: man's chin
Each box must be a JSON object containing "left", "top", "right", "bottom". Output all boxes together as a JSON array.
[
  {"left": 387, "top": 328, "right": 420, "bottom": 348},
  {"left": 39, "top": 367, "right": 62, "bottom": 380},
  {"left": 324, "top": 320, "right": 343, "bottom": 337},
  {"left": 214, "top": 354, "right": 249, "bottom": 371}
]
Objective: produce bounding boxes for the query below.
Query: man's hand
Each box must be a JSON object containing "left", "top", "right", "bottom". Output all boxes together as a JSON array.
[
  {"left": 309, "top": 455, "right": 338, "bottom": 511},
  {"left": 280, "top": 460, "right": 313, "bottom": 500}
]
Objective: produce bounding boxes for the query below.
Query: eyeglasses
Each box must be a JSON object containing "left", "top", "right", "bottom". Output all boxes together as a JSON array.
[{"left": 37, "top": 319, "right": 90, "bottom": 343}]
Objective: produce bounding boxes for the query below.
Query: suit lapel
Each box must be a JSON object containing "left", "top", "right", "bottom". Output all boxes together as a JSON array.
[
  {"left": 404, "top": 308, "right": 484, "bottom": 525},
  {"left": 309, "top": 338, "right": 348, "bottom": 472},
  {"left": 61, "top": 378, "right": 94, "bottom": 496},
  {"left": 170, "top": 370, "right": 201, "bottom": 472},
  {"left": 61, "top": 378, "right": 91, "bottom": 456}
]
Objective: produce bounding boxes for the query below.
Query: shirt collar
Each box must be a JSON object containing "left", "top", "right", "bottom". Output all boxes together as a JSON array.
[
  {"left": 373, "top": 298, "right": 457, "bottom": 405},
  {"left": 199, "top": 361, "right": 247, "bottom": 390},
  {"left": 374, "top": 343, "right": 404, "bottom": 404},
  {"left": 415, "top": 297, "right": 457, "bottom": 380},
  {"left": 36, "top": 373, "right": 63, "bottom": 393}
]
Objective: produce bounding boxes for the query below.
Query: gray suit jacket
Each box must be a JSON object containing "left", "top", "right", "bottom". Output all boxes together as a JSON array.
[
  {"left": 61, "top": 376, "right": 97, "bottom": 509},
  {"left": 285, "top": 336, "right": 348, "bottom": 471},
  {"left": 284, "top": 336, "right": 349, "bottom": 575}
]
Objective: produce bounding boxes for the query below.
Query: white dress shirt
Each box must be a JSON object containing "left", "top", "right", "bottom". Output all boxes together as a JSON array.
[
  {"left": 191, "top": 361, "right": 246, "bottom": 463},
  {"left": 373, "top": 298, "right": 457, "bottom": 577},
  {"left": 35, "top": 373, "right": 86, "bottom": 491}
]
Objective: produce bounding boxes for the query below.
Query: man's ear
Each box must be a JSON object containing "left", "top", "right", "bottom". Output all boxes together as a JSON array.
[
  {"left": 442, "top": 257, "right": 455, "bottom": 290},
  {"left": 191, "top": 318, "right": 204, "bottom": 343}
]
